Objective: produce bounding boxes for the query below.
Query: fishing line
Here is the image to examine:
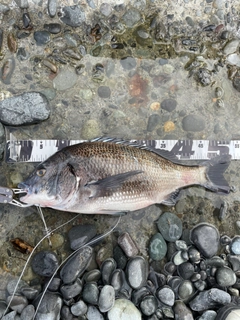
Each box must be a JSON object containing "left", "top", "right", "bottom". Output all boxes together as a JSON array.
[{"left": 33, "top": 215, "right": 121, "bottom": 319}]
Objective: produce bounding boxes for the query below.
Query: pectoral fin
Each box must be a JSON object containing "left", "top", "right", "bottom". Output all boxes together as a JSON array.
[{"left": 86, "top": 170, "right": 143, "bottom": 198}]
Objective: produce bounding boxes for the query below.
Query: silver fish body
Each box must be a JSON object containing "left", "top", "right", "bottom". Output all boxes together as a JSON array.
[{"left": 18, "top": 139, "right": 231, "bottom": 215}]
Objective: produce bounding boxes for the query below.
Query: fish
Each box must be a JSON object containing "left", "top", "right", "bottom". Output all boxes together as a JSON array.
[{"left": 18, "top": 138, "right": 231, "bottom": 215}]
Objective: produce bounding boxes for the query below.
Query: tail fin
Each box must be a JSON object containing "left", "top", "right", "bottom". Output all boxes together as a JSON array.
[{"left": 204, "top": 155, "right": 231, "bottom": 194}]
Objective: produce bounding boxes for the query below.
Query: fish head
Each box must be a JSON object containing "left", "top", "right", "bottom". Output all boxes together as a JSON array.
[{"left": 18, "top": 152, "right": 78, "bottom": 207}]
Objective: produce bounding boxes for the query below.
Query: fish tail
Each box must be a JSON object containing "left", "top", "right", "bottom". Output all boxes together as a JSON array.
[{"left": 203, "top": 154, "right": 231, "bottom": 194}]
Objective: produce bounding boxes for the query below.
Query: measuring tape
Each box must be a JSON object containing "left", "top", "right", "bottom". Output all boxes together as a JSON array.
[{"left": 5, "top": 134, "right": 240, "bottom": 163}]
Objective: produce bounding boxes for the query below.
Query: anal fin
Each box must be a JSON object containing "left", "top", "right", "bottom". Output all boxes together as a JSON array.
[{"left": 161, "top": 190, "right": 180, "bottom": 206}]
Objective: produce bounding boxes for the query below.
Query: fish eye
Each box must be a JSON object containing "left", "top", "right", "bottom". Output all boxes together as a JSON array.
[{"left": 36, "top": 169, "right": 46, "bottom": 177}]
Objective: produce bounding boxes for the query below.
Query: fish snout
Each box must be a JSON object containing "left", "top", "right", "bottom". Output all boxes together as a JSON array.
[{"left": 18, "top": 182, "right": 29, "bottom": 190}]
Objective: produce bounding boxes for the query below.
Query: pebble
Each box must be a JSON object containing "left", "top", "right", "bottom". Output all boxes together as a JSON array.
[
  {"left": 34, "top": 31, "right": 50, "bottom": 45},
  {"left": 1, "top": 58, "right": 15, "bottom": 84},
  {"left": 0, "top": 91, "right": 50, "bottom": 125},
  {"left": 101, "top": 258, "right": 116, "bottom": 285},
  {"left": 61, "top": 5, "right": 85, "bottom": 27},
  {"left": 87, "top": 305, "right": 104, "bottom": 319},
  {"left": 100, "top": 3, "right": 112, "bottom": 16},
  {"left": 226, "top": 53, "right": 240, "bottom": 67},
  {"left": 215, "top": 266, "right": 236, "bottom": 287},
  {"left": 190, "top": 223, "right": 219, "bottom": 258},
  {"left": 17, "top": 48, "right": 29, "bottom": 61},
  {"left": 173, "top": 300, "right": 194, "bottom": 320},
  {"left": 48, "top": 0, "right": 57, "bottom": 18},
  {"left": 44, "top": 23, "right": 61, "bottom": 34},
  {"left": 182, "top": 114, "right": 205, "bottom": 132},
  {"left": 232, "top": 70, "right": 240, "bottom": 92},
  {"left": 6, "top": 295, "right": 28, "bottom": 313},
  {"left": 98, "top": 86, "right": 111, "bottom": 98},
  {"left": 21, "top": 286, "right": 39, "bottom": 300},
  {"left": 161, "top": 98, "right": 177, "bottom": 112},
  {"left": 178, "top": 280, "right": 195, "bottom": 300},
  {"left": 68, "top": 224, "right": 97, "bottom": 250},
  {"left": 113, "top": 245, "right": 128, "bottom": 270},
  {"left": 0, "top": 3, "right": 9, "bottom": 14},
  {"left": 164, "top": 121, "right": 175, "bottom": 132},
  {"left": 118, "top": 232, "right": 139, "bottom": 257},
  {"left": 147, "top": 114, "right": 160, "bottom": 131},
  {"left": 149, "top": 233, "right": 167, "bottom": 261},
  {"left": 33, "top": 292, "right": 62, "bottom": 319},
  {"left": 81, "top": 119, "right": 101, "bottom": 140},
  {"left": 31, "top": 251, "right": 59, "bottom": 277},
  {"left": 228, "top": 255, "right": 240, "bottom": 271},
  {"left": 223, "top": 39, "right": 239, "bottom": 55},
  {"left": 70, "top": 300, "right": 87, "bottom": 317},
  {"left": 122, "top": 8, "right": 141, "bottom": 28},
  {"left": 198, "top": 310, "right": 217, "bottom": 320},
  {"left": 230, "top": 236, "right": 240, "bottom": 254},
  {"left": 1, "top": 311, "right": 16, "bottom": 320},
  {"left": 20, "top": 304, "right": 35, "bottom": 320},
  {"left": 108, "top": 299, "right": 141, "bottom": 320},
  {"left": 82, "top": 282, "right": 99, "bottom": 305},
  {"left": 60, "top": 278, "right": 82, "bottom": 299},
  {"left": 157, "top": 286, "right": 175, "bottom": 306},
  {"left": 60, "top": 246, "right": 93, "bottom": 284},
  {"left": 177, "top": 262, "right": 195, "bottom": 280},
  {"left": 140, "top": 295, "right": 157, "bottom": 316},
  {"left": 120, "top": 57, "right": 137, "bottom": 70},
  {"left": 53, "top": 68, "right": 78, "bottom": 91},
  {"left": 126, "top": 256, "right": 148, "bottom": 289},
  {"left": 98, "top": 285, "right": 115, "bottom": 312},
  {"left": 157, "top": 212, "right": 182, "bottom": 242}
]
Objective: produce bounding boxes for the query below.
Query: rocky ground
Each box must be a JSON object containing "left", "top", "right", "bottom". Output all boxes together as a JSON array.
[{"left": 1, "top": 0, "right": 240, "bottom": 319}]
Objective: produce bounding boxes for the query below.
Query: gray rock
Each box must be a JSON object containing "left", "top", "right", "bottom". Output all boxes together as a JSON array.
[
  {"left": 228, "top": 254, "right": 240, "bottom": 271},
  {"left": 215, "top": 266, "right": 236, "bottom": 287},
  {"left": 34, "top": 31, "right": 51, "bottom": 45},
  {"left": 182, "top": 114, "right": 205, "bottom": 132},
  {"left": 82, "top": 282, "right": 99, "bottom": 305},
  {"left": 189, "top": 288, "right": 231, "bottom": 311},
  {"left": 120, "top": 56, "right": 137, "bottom": 70},
  {"left": 100, "top": 3, "right": 112, "bottom": 16},
  {"left": 178, "top": 280, "right": 195, "bottom": 300},
  {"left": 83, "top": 269, "right": 101, "bottom": 283},
  {"left": 177, "top": 262, "right": 195, "bottom": 280},
  {"left": 140, "top": 295, "right": 157, "bottom": 316},
  {"left": 126, "top": 256, "right": 148, "bottom": 289},
  {"left": 122, "top": 8, "right": 141, "bottom": 27},
  {"left": 230, "top": 236, "right": 240, "bottom": 254},
  {"left": 149, "top": 233, "right": 167, "bottom": 261},
  {"left": 17, "top": 47, "right": 29, "bottom": 61},
  {"left": 60, "top": 246, "right": 93, "bottom": 284},
  {"left": 98, "top": 86, "right": 111, "bottom": 98},
  {"left": 173, "top": 300, "right": 194, "bottom": 320},
  {"left": 161, "top": 99, "right": 177, "bottom": 112},
  {"left": 44, "top": 23, "right": 61, "bottom": 34},
  {"left": 6, "top": 295, "right": 28, "bottom": 313},
  {"left": 48, "top": 0, "right": 57, "bottom": 18},
  {"left": 157, "top": 286, "right": 175, "bottom": 306},
  {"left": 117, "top": 232, "right": 139, "bottom": 258},
  {"left": 31, "top": 251, "right": 59, "bottom": 277},
  {"left": 1, "top": 311, "right": 17, "bottom": 320},
  {"left": 147, "top": 114, "right": 160, "bottom": 132},
  {"left": 53, "top": 68, "right": 78, "bottom": 91},
  {"left": 190, "top": 223, "right": 220, "bottom": 258},
  {"left": 113, "top": 245, "right": 128, "bottom": 270},
  {"left": 157, "top": 212, "right": 182, "bottom": 242},
  {"left": 0, "top": 4, "right": 10, "bottom": 14},
  {"left": 223, "top": 39, "right": 239, "bottom": 55},
  {"left": 68, "top": 224, "right": 97, "bottom": 250},
  {"left": 70, "top": 300, "right": 87, "bottom": 316},
  {"left": 0, "top": 92, "right": 50, "bottom": 125},
  {"left": 46, "top": 277, "right": 61, "bottom": 292},
  {"left": 87, "top": 305, "right": 104, "bottom": 320},
  {"left": 14, "top": 0, "right": 28, "bottom": 9},
  {"left": 98, "top": 285, "right": 115, "bottom": 312},
  {"left": 7, "top": 279, "right": 29, "bottom": 295},
  {"left": 33, "top": 292, "right": 62, "bottom": 320},
  {"left": 21, "top": 286, "right": 39, "bottom": 300},
  {"left": 108, "top": 299, "right": 141, "bottom": 320},
  {"left": 101, "top": 258, "right": 117, "bottom": 285},
  {"left": 20, "top": 304, "right": 35, "bottom": 320},
  {"left": 198, "top": 310, "right": 217, "bottom": 320},
  {"left": 60, "top": 305, "right": 73, "bottom": 320},
  {"left": 61, "top": 5, "right": 85, "bottom": 27},
  {"left": 60, "top": 278, "right": 82, "bottom": 299}
]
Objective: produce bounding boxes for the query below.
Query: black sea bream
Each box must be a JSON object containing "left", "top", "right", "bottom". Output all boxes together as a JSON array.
[{"left": 18, "top": 139, "right": 231, "bottom": 215}]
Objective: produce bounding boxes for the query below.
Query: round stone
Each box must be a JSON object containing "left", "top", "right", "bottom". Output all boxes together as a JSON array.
[
  {"left": 34, "top": 31, "right": 50, "bottom": 45},
  {"left": 98, "top": 285, "right": 115, "bottom": 312},
  {"left": 31, "top": 251, "right": 59, "bottom": 277},
  {"left": 173, "top": 301, "right": 194, "bottom": 320},
  {"left": 53, "top": 67, "right": 78, "bottom": 91},
  {"left": 157, "top": 212, "right": 182, "bottom": 242},
  {"left": 178, "top": 280, "right": 195, "bottom": 300},
  {"left": 149, "top": 233, "right": 167, "bottom": 261},
  {"left": 140, "top": 295, "right": 158, "bottom": 316},
  {"left": 230, "top": 236, "right": 240, "bottom": 254},
  {"left": 190, "top": 223, "right": 220, "bottom": 258},
  {"left": 161, "top": 99, "right": 177, "bottom": 112},
  {"left": 120, "top": 57, "right": 137, "bottom": 70},
  {"left": 60, "top": 5, "right": 85, "bottom": 27},
  {"left": 126, "top": 256, "right": 148, "bottom": 289},
  {"left": 82, "top": 282, "right": 99, "bottom": 305},
  {"left": 98, "top": 86, "right": 111, "bottom": 98},
  {"left": 182, "top": 115, "right": 205, "bottom": 132},
  {"left": 177, "top": 262, "right": 195, "bottom": 280},
  {"left": 215, "top": 267, "right": 237, "bottom": 287},
  {"left": 108, "top": 299, "right": 141, "bottom": 320},
  {"left": 157, "top": 286, "right": 175, "bottom": 306}
]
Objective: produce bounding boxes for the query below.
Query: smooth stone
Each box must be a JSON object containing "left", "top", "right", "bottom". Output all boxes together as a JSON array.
[
  {"left": 108, "top": 299, "right": 141, "bottom": 320},
  {"left": 173, "top": 300, "right": 194, "bottom": 320},
  {"left": 122, "top": 8, "right": 141, "bottom": 27},
  {"left": 182, "top": 114, "right": 205, "bottom": 132},
  {"left": 100, "top": 3, "right": 112, "bottom": 16},
  {"left": 113, "top": 245, "right": 128, "bottom": 270},
  {"left": 7, "top": 280, "right": 28, "bottom": 295},
  {"left": 157, "top": 286, "right": 175, "bottom": 306},
  {"left": 68, "top": 224, "right": 97, "bottom": 250},
  {"left": 223, "top": 39, "right": 240, "bottom": 55},
  {"left": 230, "top": 236, "right": 240, "bottom": 254},
  {"left": 189, "top": 288, "right": 231, "bottom": 311},
  {"left": 215, "top": 266, "right": 236, "bottom": 287},
  {"left": 31, "top": 251, "right": 59, "bottom": 277},
  {"left": 17, "top": 47, "right": 29, "bottom": 61},
  {"left": 111, "top": 269, "right": 125, "bottom": 293},
  {"left": 205, "top": 256, "right": 226, "bottom": 268},
  {"left": 190, "top": 223, "right": 219, "bottom": 258},
  {"left": 6, "top": 295, "right": 28, "bottom": 313},
  {"left": 44, "top": 23, "right": 61, "bottom": 34},
  {"left": 157, "top": 212, "right": 182, "bottom": 242},
  {"left": 147, "top": 114, "right": 160, "bottom": 132},
  {"left": 117, "top": 232, "right": 139, "bottom": 257},
  {"left": 0, "top": 3, "right": 9, "bottom": 13},
  {"left": 1, "top": 311, "right": 16, "bottom": 320},
  {"left": 21, "top": 286, "right": 39, "bottom": 300},
  {"left": 20, "top": 304, "right": 35, "bottom": 320},
  {"left": 226, "top": 53, "right": 240, "bottom": 67},
  {"left": 198, "top": 310, "right": 217, "bottom": 320},
  {"left": 0, "top": 92, "right": 50, "bottom": 125},
  {"left": 161, "top": 98, "right": 177, "bottom": 112},
  {"left": 177, "top": 262, "right": 195, "bottom": 280},
  {"left": 120, "top": 57, "right": 137, "bottom": 70},
  {"left": 60, "top": 278, "right": 82, "bottom": 299},
  {"left": 228, "top": 255, "right": 240, "bottom": 272},
  {"left": 178, "top": 280, "right": 195, "bottom": 300},
  {"left": 98, "top": 86, "right": 111, "bottom": 98},
  {"left": 82, "top": 282, "right": 99, "bottom": 305},
  {"left": 70, "top": 300, "right": 87, "bottom": 316},
  {"left": 87, "top": 305, "right": 104, "bottom": 320},
  {"left": 126, "top": 256, "right": 148, "bottom": 289},
  {"left": 47, "top": 277, "right": 61, "bottom": 292},
  {"left": 83, "top": 269, "right": 101, "bottom": 283},
  {"left": 101, "top": 258, "right": 117, "bottom": 285},
  {"left": 34, "top": 31, "right": 50, "bottom": 45},
  {"left": 172, "top": 250, "right": 188, "bottom": 266},
  {"left": 33, "top": 292, "right": 62, "bottom": 320},
  {"left": 175, "top": 240, "right": 188, "bottom": 251},
  {"left": 60, "top": 305, "right": 73, "bottom": 320},
  {"left": 98, "top": 285, "right": 115, "bottom": 312},
  {"left": 149, "top": 233, "right": 167, "bottom": 261},
  {"left": 188, "top": 247, "right": 201, "bottom": 264},
  {"left": 48, "top": 0, "right": 57, "bottom": 17},
  {"left": 61, "top": 5, "right": 85, "bottom": 27},
  {"left": 140, "top": 295, "right": 158, "bottom": 316},
  {"left": 60, "top": 246, "right": 93, "bottom": 284},
  {"left": 53, "top": 68, "right": 78, "bottom": 91}
]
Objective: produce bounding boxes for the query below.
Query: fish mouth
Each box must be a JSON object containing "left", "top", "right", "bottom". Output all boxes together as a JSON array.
[{"left": 17, "top": 182, "right": 30, "bottom": 202}]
